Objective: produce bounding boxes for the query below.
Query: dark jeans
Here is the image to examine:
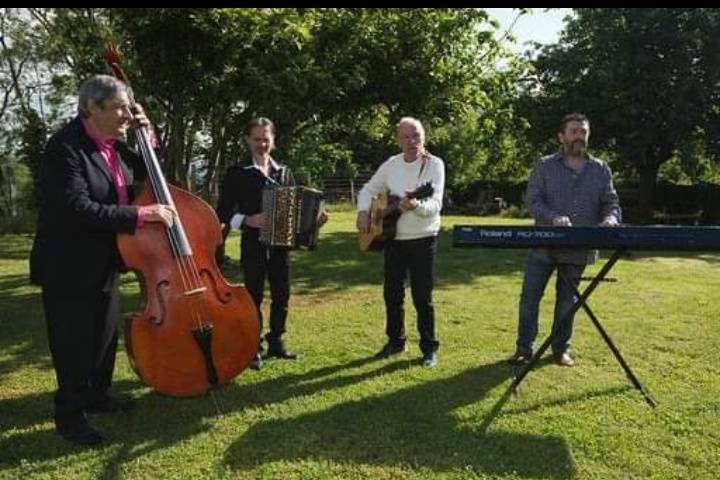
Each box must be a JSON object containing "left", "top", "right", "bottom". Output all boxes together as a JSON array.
[
  {"left": 41, "top": 277, "right": 119, "bottom": 427},
  {"left": 383, "top": 235, "right": 439, "bottom": 355},
  {"left": 241, "top": 228, "right": 290, "bottom": 344},
  {"left": 516, "top": 250, "right": 585, "bottom": 355}
]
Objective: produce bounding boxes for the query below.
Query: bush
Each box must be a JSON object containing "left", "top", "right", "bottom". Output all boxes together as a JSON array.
[
  {"left": 0, "top": 212, "right": 37, "bottom": 234},
  {"left": 499, "top": 204, "right": 530, "bottom": 219}
]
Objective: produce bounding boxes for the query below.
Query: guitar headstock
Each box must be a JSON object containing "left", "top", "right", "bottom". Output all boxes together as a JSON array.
[{"left": 408, "top": 181, "right": 434, "bottom": 200}]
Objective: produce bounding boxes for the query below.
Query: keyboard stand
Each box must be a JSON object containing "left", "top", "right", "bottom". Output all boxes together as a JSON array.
[{"left": 510, "top": 248, "right": 658, "bottom": 407}]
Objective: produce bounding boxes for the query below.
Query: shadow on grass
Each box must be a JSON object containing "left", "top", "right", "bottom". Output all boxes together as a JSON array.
[
  {"left": 0, "top": 352, "right": 580, "bottom": 479},
  {"left": 0, "top": 274, "right": 48, "bottom": 383},
  {"left": 222, "top": 360, "right": 575, "bottom": 479},
  {"left": 0, "top": 355, "right": 411, "bottom": 474},
  {"left": 0, "top": 309, "right": 630, "bottom": 480}
]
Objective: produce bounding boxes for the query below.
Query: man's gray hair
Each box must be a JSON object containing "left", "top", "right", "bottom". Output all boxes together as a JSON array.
[
  {"left": 77, "top": 74, "right": 127, "bottom": 118},
  {"left": 396, "top": 116, "right": 425, "bottom": 137}
]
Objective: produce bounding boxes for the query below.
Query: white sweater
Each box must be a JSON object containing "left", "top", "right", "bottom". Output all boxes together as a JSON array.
[{"left": 357, "top": 153, "right": 445, "bottom": 240}]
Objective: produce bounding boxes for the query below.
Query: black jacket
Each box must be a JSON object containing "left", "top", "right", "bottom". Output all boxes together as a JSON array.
[
  {"left": 29, "top": 117, "right": 146, "bottom": 292},
  {"left": 215, "top": 160, "right": 295, "bottom": 227}
]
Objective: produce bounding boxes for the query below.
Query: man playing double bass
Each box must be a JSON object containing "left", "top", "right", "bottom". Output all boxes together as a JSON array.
[{"left": 30, "top": 75, "right": 175, "bottom": 446}]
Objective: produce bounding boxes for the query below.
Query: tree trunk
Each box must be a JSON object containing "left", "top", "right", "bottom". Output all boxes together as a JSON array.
[
  {"left": 203, "top": 106, "right": 234, "bottom": 202},
  {"left": 165, "top": 110, "right": 188, "bottom": 186},
  {"left": 181, "top": 124, "right": 196, "bottom": 191}
]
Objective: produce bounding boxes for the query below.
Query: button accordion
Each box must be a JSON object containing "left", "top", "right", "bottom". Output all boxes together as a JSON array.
[{"left": 260, "top": 186, "right": 324, "bottom": 250}]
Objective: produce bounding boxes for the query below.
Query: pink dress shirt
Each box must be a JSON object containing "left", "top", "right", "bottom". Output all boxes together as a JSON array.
[{"left": 82, "top": 118, "right": 148, "bottom": 227}]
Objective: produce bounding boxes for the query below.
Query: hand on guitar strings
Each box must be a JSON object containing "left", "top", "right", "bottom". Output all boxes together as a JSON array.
[{"left": 399, "top": 196, "right": 419, "bottom": 212}]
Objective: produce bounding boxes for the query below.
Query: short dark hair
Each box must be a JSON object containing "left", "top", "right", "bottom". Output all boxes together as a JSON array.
[
  {"left": 560, "top": 113, "right": 589, "bottom": 133},
  {"left": 244, "top": 117, "right": 275, "bottom": 137}
]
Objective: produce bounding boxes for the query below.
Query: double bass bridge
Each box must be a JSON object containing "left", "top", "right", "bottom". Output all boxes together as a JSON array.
[{"left": 183, "top": 287, "right": 207, "bottom": 296}]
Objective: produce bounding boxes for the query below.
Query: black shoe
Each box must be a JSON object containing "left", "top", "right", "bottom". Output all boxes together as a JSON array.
[
  {"left": 85, "top": 393, "right": 134, "bottom": 414},
  {"left": 422, "top": 352, "right": 438, "bottom": 368},
  {"left": 265, "top": 336, "right": 298, "bottom": 359},
  {"left": 374, "top": 342, "right": 407, "bottom": 359},
  {"left": 249, "top": 353, "right": 263, "bottom": 370},
  {"left": 507, "top": 348, "right": 533, "bottom": 366},
  {"left": 56, "top": 420, "right": 104, "bottom": 446},
  {"left": 265, "top": 346, "right": 298, "bottom": 359}
]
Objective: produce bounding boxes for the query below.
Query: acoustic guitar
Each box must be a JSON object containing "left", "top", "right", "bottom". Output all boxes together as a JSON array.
[{"left": 359, "top": 181, "right": 434, "bottom": 251}]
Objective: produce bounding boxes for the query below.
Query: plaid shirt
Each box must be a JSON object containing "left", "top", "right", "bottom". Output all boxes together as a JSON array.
[{"left": 525, "top": 152, "right": 621, "bottom": 264}]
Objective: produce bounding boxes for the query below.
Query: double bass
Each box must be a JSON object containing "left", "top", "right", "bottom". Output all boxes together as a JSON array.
[{"left": 105, "top": 43, "right": 260, "bottom": 397}]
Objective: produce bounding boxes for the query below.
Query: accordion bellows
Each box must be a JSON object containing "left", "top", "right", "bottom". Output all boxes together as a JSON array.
[{"left": 260, "top": 186, "right": 324, "bottom": 249}]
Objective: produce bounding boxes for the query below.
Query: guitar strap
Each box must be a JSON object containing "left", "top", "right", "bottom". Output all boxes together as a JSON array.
[{"left": 417, "top": 152, "right": 428, "bottom": 183}]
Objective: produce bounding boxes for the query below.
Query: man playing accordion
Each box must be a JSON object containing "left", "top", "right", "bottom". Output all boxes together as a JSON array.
[{"left": 217, "top": 117, "right": 326, "bottom": 369}]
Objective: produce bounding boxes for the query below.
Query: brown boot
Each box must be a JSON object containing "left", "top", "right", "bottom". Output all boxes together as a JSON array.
[{"left": 554, "top": 352, "right": 575, "bottom": 367}]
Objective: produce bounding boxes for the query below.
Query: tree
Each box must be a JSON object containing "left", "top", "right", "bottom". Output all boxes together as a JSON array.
[
  {"left": 18, "top": 108, "right": 46, "bottom": 208},
  {"left": 1, "top": 8, "right": 45, "bottom": 216},
  {"left": 0, "top": 8, "right": 530, "bottom": 210},
  {"left": 112, "top": 8, "right": 526, "bottom": 200},
  {"left": 0, "top": 8, "right": 116, "bottom": 218},
  {"left": 522, "top": 8, "right": 720, "bottom": 219}
]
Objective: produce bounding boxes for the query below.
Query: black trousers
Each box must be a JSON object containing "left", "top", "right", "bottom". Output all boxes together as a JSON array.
[
  {"left": 383, "top": 235, "right": 439, "bottom": 354},
  {"left": 41, "top": 277, "right": 119, "bottom": 426},
  {"left": 241, "top": 229, "right": 290, "bottom": 343}
]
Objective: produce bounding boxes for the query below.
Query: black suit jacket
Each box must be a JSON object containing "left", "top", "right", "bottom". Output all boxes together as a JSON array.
[
  {"left": 215, "top": 160, "right": 295, "bottom": 227},
  {"left": 30, "top": 117, "right": 147, "bottom": 293}
]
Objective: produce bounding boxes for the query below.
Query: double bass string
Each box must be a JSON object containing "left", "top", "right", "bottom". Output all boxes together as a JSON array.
[
  {"left": 133, "top": 125, "right": 205, "bottom": 329},
  {"left": 134, "top": 129, "right": 203, "bottom": 288}
]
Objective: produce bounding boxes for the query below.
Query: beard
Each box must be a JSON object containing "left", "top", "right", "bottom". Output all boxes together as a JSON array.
[{"left": 566, "top": 139, "right": 587, "bottom": 157}]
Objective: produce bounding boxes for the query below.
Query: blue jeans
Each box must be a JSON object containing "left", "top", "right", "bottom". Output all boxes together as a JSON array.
[{"left": 516, "top": 250, "right": 585, "bottom": 355}]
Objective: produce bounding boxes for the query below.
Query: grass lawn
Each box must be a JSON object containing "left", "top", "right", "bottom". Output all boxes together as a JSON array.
[{"left": 1, "top": 205, "right": 719, "bottom": 479}]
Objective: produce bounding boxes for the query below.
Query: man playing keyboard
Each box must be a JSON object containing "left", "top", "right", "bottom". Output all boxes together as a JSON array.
[{"left": 508, "top": 113, "right": 621, "bottom": 367}]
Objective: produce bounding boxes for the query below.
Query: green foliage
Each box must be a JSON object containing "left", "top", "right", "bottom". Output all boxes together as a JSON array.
[
  {"left": 285, "top": 123, "right": 355, "bottom": 186},
  {"left": 658, "top": 129, "right": 720, "bottom": 184},
  {"left": 18, "top": 110, "right": 47, "bottom": 209},
  {"left": 1, "top": 9, "right": 116, "bottom": 217},
  {"left": 0, "top": 209, "right": 36, "bottom": 233},
  {"left": 499, "top": 203, "right": 530, "bottom": 219},
  {"left": 107, "top": 8, "right": 527, "bottom": 191}
]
